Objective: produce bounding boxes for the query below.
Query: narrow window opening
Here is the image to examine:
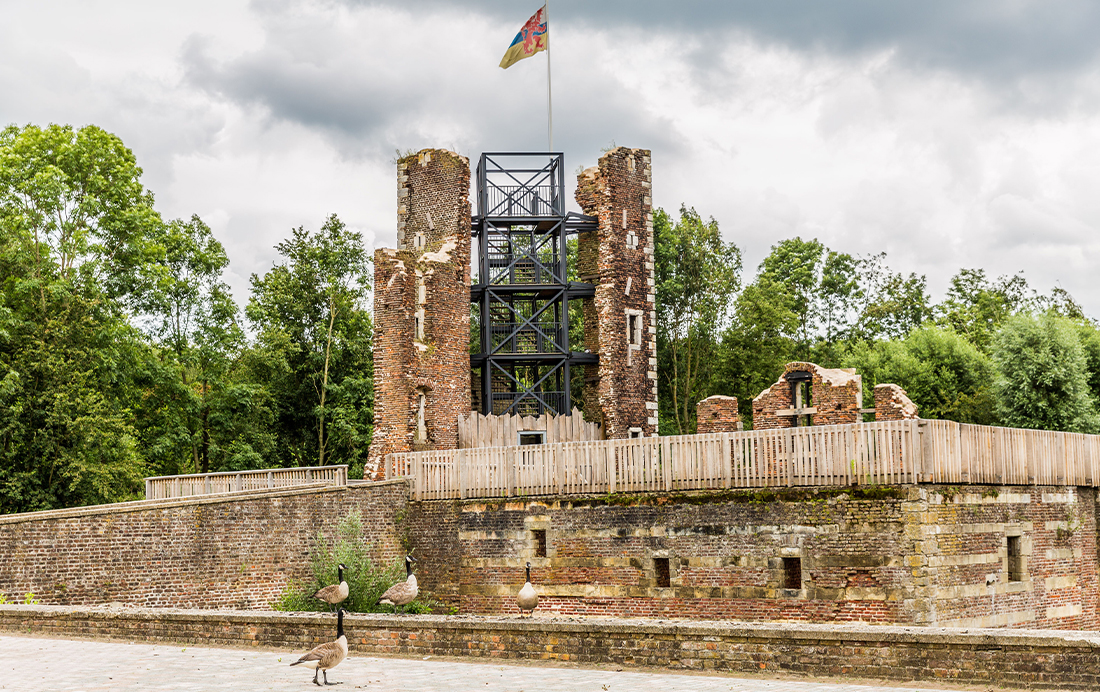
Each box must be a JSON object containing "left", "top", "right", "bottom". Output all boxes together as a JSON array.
[
  {"left": 629, "top": 428, "right": 643, "bottom": 439},
  {"left": 628, "top": 314, "right": 641, "bottom": 347},
  {"left": 654, "top": 557, "right": 670, "bottom": 588},
  {"left": 518, "top": 431, "right": 546, "bottom": 446},
  {"left": 782, "top": 557, "right": 802, "bottom": 590},
  {"left": 533, "top": 529, "right": 547, "bottom": 558},
  {"left": 1007, "top": 536, "right": 1023, "bottom": 582},
  {"left": 415, "top": 390, "right": 427, "bottom": 442}
]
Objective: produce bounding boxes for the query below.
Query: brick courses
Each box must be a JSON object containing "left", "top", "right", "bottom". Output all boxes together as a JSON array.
[
  {"left": 407, "top": 485, "right": 1099, "bottom": 629},
  {"left": 696, "top": 395, "right": 741, "bottom": 433},
  {"left": 366, "top": 149, "right": 471, "bottom": 480},
  {"left": 575, "top": 147, "right": 658, "bottom": 438},
  {"left": 873, "top": 383, "right": 919, "bottom": 421},
  {"left": 0, "top": 481, "right": 408, "bottom": 609},
  {"left": 4, "top": 605, "right": 1100, "bottom": 689},
  {"left": 752, "top": 362, "right": 862, "bottom": 429}
]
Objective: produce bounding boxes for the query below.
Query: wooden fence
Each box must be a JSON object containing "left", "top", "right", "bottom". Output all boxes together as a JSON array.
[
  {"left": 144, "top": 465, "right": 349, "bottom": 500},
  {"left": 458, "top": 408, "right": 603, "bottom": 448},
  {"left": 385, "top": 420, "right": 1100, "bottom": 501}
]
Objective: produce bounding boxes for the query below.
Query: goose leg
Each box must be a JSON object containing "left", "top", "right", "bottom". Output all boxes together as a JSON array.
[
  {"left": 323, "top": 670, "right": 342, "bottom": 685},
  {"left": 313, "top": 669, "right": 321, "bottom": 686}
]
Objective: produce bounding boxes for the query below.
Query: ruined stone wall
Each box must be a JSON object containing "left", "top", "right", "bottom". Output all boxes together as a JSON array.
[
  {"left": 406, "top": 485, "right": 1099, "bottom": 629},
  {"left": 366, "top": 149, "right": 471, "bottom": 480},
  {"left": 873, "top": 383, "right": 919, "bottom": 421},
  {"left": 0, "top": 482, "right": 408, "bottom": 609},
  {"left": 752, "top": 362, "right": 862, "bottom": 430},
  {"left": 8, "top": 606, "right": 1100, "bottom": 689},
  {"left": 920, "top": 486, "right": 1098, "bottom": 630},
  {"left": 696, "top": 395, "right": 740, "bottom": 434},
  {"left": 575, "top": 147, "right": 657, "bottom": 438}
]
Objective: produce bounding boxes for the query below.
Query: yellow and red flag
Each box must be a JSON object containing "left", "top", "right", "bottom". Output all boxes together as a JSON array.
[{"left": 499, "top": 5, "right": 548, "bottom": 69}]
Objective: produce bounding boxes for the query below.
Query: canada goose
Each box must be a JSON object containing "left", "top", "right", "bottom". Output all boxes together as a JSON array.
[
  {"left": 313, "top": 563, "right": 350, "bottom": 612},
  {"left": 376, "top": 556, "right": 417, "bottom": 613},
  {"left": 517, "top": 561, "right": 538, "bottom": 617},
  {"left": 290, "top": 607, "right": 349, "bottom": 686}
]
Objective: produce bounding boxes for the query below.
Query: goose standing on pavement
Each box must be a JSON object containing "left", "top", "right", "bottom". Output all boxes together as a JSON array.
[
  {"left": 290, "top": 607, "right": 349, "bottom": 686},
  {"left": 313, "top": 563, "right": 350, "bottom": 612},
  {"left": 517, "top": 561, "right": 538, "bottom": 617},
  {"left": 376, "top": 556, "right": 417, "bottom": 613}
]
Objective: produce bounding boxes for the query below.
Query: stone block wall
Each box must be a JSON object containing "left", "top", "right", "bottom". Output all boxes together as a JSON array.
[
  {"left": 918, "top": 486, "right": 1098, "bottom": 630},
  {"left": 0, "top": 482, "right": 408, "bottom": 609},
  {"left": 873, "top": 383, "right": 919, "bottom": 421},
  {"left": 696, "top": 395, "right": 741, "bottom": 433},
  {"left": 575, "top": 147, "right": 658, "bottom": 438},
  {"left": 366, "top": 149, "right": 471, "bottom": 480},
  {"left": 6, "top": 606, "right": 1100, "bottom": 689},
  {"left": 407, "top": 485, "right": 1099, "bottom": 629},
  {"left": 752, "top": 362, "right": 862, "bottom": 430}
]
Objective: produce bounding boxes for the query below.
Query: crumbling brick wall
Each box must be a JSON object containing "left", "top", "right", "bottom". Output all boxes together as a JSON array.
[
  {"left": 752, "top": 362, "right": 862, "bottom": 429},
  {"left": 366, "top": 149, "right": 471, "bottom": 480},
  {"left": 696, "top": 395, "right": 740, "bottom": 434},
  {"left": 575, "top": 147, "right": 657, "bottom": 438},
  {"left": 874, "top": 383, "right": 919, "bottom": 421}
]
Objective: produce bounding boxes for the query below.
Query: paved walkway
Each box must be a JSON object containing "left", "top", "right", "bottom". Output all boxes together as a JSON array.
[{"left": 0, "top": 635, "right": 982, "bottom": 692}]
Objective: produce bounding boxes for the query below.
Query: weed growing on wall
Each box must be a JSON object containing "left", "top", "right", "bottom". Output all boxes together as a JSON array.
[{"left": 273, "top": 510, "right": 439, "bottom": 613}]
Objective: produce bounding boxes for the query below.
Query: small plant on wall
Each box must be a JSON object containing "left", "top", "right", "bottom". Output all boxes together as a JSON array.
[
  {"left": 273, "top": 510, "right": 439, "bottom": 613},
  {"left": 1056, "top": 506, "right": 1083, "bottom": 541}
]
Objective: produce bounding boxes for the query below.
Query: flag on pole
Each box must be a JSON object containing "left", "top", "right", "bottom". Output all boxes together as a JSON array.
[{"left": 499, "top": 5, "right": 548, "bottom": 69}]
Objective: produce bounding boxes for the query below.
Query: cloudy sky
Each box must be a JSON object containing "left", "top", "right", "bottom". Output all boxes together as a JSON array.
[{"left": 4, "top": 0, "right": 1100, "bottom": 315}]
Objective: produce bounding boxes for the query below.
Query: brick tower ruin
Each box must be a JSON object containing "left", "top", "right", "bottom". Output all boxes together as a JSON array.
[
  {"left": 367, "top": 149, "right": 472, "bottom": 478},
  {"left": 575, "top": 148, "right": 659, "bottom": 438},
  {"left": 366, "top": 147, "right": 656, "bottom": 478}
]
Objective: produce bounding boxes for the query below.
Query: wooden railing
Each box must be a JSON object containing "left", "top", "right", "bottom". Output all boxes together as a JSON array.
[
  {"left": 459, "top": 409, "right": 603, "bottom": 448},
  {"left": 144, "top": 465, "right": 349, "bottom": 500},
  {"left": 385, "top": 420, "right": 1100, "bottom": 500}
]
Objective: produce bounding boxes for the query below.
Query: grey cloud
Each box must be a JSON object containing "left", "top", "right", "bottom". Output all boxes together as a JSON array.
[
  {"left": 179, "top": 9, "right": 681, "bottom": 169},
  {"left": 340, "top": 0, "right": 1100, "bottom": 81}
]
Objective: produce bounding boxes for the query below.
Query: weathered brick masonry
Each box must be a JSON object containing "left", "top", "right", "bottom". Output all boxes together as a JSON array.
[
  {"left": 406, "top": 485, "right": 1099, "bottom": 629},
  {"left": 4, "top": 606, "right": 1100, "bottom": 689},
  {"left": 873, "top": 383, "right": 919, "bottom": 421},
  {"left": 575, "top": 147, "right": 658, "bottom": 438},
  {"left": 0, "top": 482, "right": 408, "bottom": 609},
  {"left": 366, "top": 149, "right": 471, "bottom": 479},
  {"left": 1, "top": 479, "right": 1097, "bottom": 631},
  {"left": 752, "top": 362, "right": 862, "bottom": 430},
  {"left": 696, "top": 395, "right": 741, "bottom": 434}
]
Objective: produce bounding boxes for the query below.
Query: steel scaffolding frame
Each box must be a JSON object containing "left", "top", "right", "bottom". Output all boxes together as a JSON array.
[{"left": 471, "top": 153, "right": 597, "bottom": 416}]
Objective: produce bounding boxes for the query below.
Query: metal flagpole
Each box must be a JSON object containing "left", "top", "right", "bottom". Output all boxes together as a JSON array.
[{"left": 545, "top": 1, "right": 553, "bottom": 152}]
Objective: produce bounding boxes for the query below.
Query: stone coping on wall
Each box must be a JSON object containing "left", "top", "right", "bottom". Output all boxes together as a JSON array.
[
  {"left": 0, "top": 478, "right": 411, "bottom": 526},
  {"left": 3, "top": 605, "right": 1100, "bottom": 688}
]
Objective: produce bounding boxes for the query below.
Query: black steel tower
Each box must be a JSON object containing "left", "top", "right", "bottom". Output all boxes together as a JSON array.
[{"left": 470, "top": 153, "right": 597, "bottom": 416}]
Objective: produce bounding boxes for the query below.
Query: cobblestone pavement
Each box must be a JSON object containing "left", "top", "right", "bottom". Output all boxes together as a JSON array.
[{"left": 0, "top": 635, "right": 980, "bottom": 692}]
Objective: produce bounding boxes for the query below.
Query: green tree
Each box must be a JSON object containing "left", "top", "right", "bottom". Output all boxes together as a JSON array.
[
  {"left": 132, "top": 215, "right": 273, "bottom": 475},
  {"left": 654, "top": 206, "right": 741, "bottom": 434},
  {"left": 247, "top": 215, "right": 373, "bottom": 472},
  {"left": 991, "top": 312, "right": 1099, "bottom": 433},
  {"left": 936, "top": 269, "right": 1034, "bottom": 351},
  {"left": 0, "top": 123, "right": 156, "bottom": 511},
  {"left": 844, "top": 325, "right": 995, "bottom": 424},
  {"left": 855, "top": 254, "right": 931, "bottom": 340}
]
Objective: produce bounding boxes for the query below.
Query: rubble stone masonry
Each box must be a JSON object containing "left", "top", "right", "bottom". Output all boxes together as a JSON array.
[
  {"left": 366, "top": 149, "right": 471, "bottom": 480},
  {"left": 696, "top": 395, "right": 740, "bottom": 434},
  {"left": 752, "top": 362, "right": 862, "bottom": 430},
  {"left": 575, "top": 147, "right": 658, "bottom": 438}
]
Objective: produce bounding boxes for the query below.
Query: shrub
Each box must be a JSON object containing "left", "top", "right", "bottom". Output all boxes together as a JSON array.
[{"left": 273, "top": 510, "right": 439, "bottom": 613}]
